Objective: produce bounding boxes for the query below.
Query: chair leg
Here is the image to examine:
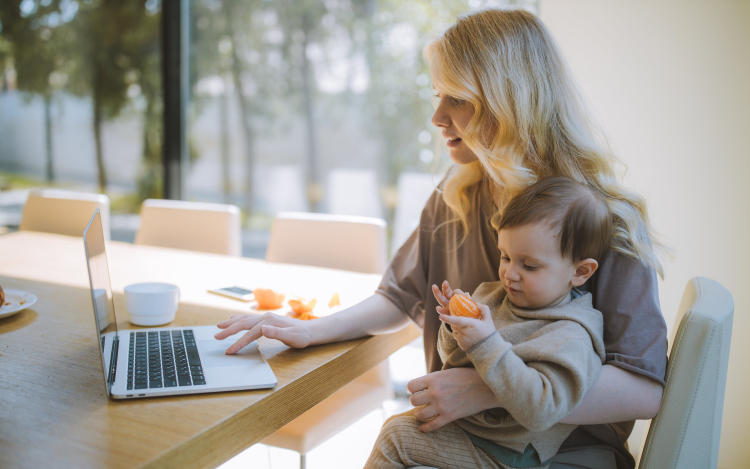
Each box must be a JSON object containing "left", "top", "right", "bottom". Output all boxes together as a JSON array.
[{"left": 300, "top": 453, "right": 306, "bottom": 469}]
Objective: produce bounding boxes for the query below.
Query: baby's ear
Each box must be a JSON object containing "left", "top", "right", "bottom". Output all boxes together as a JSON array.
[{"left": 571, "top": 258, "right": 598, "bottom": 287}]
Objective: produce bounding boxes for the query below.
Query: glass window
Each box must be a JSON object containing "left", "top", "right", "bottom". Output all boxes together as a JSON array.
[
  {"left": 0, "top": 0, "right": 162, "bottom": 241},
  {"left": 187, "top": 0, "right": 537, "bottom": 257}
]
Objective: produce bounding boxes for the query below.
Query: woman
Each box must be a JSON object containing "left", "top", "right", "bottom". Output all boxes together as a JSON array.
[{"left": 216, "top": 9, "right": 668, "bottom": 469}]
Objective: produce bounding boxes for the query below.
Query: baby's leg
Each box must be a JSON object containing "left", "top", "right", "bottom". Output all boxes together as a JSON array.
[{"left": 365, "top": 409, "right": 502, "bottom": 469}]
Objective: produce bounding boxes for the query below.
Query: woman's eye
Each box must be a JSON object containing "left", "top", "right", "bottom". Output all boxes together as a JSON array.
[
  {"left": 449, "top": 96, "right": 464, "bottom": 105},
  {"left": 500, "top": 255, "right": 510, "bottom": 262}
]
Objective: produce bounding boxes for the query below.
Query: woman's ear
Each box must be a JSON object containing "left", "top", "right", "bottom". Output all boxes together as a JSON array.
[{"left": 571, "top": 258, "right": 599, "bottom": 287}]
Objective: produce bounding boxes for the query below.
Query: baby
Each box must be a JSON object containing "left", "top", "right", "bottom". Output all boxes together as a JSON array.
[{"left": 366, "top": 177, "right": 612, "bottom": 469}]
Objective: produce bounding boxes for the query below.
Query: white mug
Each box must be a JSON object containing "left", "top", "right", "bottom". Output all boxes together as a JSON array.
[{"left": 124, "top": 283, "right": 180, "bottom": 326}]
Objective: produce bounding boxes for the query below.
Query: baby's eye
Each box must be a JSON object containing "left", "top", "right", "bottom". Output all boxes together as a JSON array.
[
  {"left": 500, "top": 255, "right": 510, "bottom": 262},
  {"left": 523, "top": 264, "right": 537, "bottom": 271}
]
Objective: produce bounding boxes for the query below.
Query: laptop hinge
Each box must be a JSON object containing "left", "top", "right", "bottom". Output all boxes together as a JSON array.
[{"left": 108, "top": 335, "right": 119, "bottom": 386}]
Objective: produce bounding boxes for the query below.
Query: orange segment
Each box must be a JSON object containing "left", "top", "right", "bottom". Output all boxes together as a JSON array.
[
  {"left": 254, "top": 288, "right": 285, "bottom": 310},
  {"left": 448, "top": 292, "right": 480, "bottom": 319},
  {"left": 298, "top": 312, "right": 319, "bottom": 320},
  {"left": 289, "top": 297, "right": 317, "bottom": 314},
  {"left": 328, "top": 292, "right": 340, "bottom": 308}
]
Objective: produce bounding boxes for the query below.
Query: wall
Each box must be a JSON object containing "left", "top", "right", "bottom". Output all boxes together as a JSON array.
[{"left": 540, "top": 1, "right": 750, "bottom": 467}]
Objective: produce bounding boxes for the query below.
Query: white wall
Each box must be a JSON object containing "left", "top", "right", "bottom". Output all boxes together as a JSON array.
[{"left": 540, "top": 1, "right": 750, "bottom": 467}]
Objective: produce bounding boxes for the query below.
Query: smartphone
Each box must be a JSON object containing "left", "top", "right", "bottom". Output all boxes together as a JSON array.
[{"left": 208, "top": 286, "right": 254, "bottom": 301}]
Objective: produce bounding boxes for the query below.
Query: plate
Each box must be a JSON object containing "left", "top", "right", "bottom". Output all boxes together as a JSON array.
[{"left": 0, "top": 289, "right": 38, "bottom": 319}]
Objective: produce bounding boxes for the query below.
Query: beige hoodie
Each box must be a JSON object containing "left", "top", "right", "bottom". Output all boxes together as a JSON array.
[{"left": 439, "top": 281, "right": 607, "bottom": 463}]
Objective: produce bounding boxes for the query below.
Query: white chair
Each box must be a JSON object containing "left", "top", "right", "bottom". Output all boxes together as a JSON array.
[
  {"left": 638, "top": 276, "right": 734, "bottom": 469},
  {"left": 391, "top": 172, "right": 437, "bottom": 256},
  {"left": 265, "top": 211, "right": 387, "bottom": 275},
  {"left": 261, "top": 211, "right": 392, "bottom": 468},
  {"left": 19, "top": 189, "right": 111, "bottom": 239},
  {"left": 134, "top": 199, "right": 242, "bottom": 256},
  {"left": 325, "top": 168, "right": 383, "bottom": 219},
  {"left": 408, "top": 276, "right": 734, "bottom": 469}
]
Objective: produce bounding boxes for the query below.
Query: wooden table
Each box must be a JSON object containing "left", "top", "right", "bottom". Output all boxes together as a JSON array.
[{"left": 0, "top": 231, "right": 420, "bottom": 469}]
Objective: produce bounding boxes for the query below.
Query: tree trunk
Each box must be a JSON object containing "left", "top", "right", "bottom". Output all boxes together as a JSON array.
[
  {"left": 301, "top": 13, "right": 319, "bottom": 212},
  {"left": 93, "top": 100, "right": 107, "bottom": 192},
  {"left": 225, "top": 5, "right": 255, "bottom": 217},
  {"left": 220, "top": 75, "right": 232, "bottom": 204},
  {"left": 44, "top": 93, "right": 54, "bottom": 182}
]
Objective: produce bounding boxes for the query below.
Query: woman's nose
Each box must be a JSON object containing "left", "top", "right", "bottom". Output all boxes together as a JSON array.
[{"left": 431, "top": 101, "right": 450, "bottom": 128}]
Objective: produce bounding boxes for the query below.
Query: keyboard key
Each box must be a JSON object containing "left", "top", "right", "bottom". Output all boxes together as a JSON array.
[
  {"left": 127, "top": 383, "right": 133, "bottom": 390},
  {"left": 178, "top": 377, "right": 192, "bottom": 386},
  {"left": 164, "top": 379, "right": 177, "bottom": 387},
  {"left": 135, "top": 382, "right": 148, "bottom": 389},
  {"left": 193, "top": 378, "right": 206, "bottom": 385},
  {"left": 149, "top": 381, "right": 162, "bottom": 388}
]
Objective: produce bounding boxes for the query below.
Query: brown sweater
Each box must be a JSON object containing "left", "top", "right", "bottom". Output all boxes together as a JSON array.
[
  {"left": 439, "top": 282, "right": 605, "bottom": 463},
  {"left": 377, "top": 175, "right": 668, "bottom": 469}
]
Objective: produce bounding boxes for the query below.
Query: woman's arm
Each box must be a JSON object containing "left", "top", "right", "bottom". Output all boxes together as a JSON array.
[
  {"left": 215, "top": 293, "right": 410, "bottom": 353},
  {"left": 559, "top": 364, "right": 663, "bottom": 424},
  {"left": 407, "top": 364, "right": 662, "bottom": 432}
]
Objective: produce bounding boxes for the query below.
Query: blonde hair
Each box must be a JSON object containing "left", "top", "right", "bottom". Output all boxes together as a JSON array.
[{"left": 425, "top": 8, "right": 667, "bottom": 277}]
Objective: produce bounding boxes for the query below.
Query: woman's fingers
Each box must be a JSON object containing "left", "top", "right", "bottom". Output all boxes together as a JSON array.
[
  {"left": 215, "top": 314, "right": 262, "bottom": 339},
  {"left": 418, "top": 415, "right": 451, "bottom": 433},
  {"left": 412, "top": 403, "right": 439, "bottom": 422},
  {"left": 216, "top": 314, "right": 252, "bottom": 330},
  {"left": 224, "top": 326, "right": 263, "bottom": 354},
  {"left": 406, "top": 375, "right": 430, "bottom": 395},
  {"left": 409, "top": 389, "right": 431, "bottom": 407}
]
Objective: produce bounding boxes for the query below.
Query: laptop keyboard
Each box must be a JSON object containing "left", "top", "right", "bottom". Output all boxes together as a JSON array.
[{"left": 126, "top": 330, "right": 206, "bottom": 391}]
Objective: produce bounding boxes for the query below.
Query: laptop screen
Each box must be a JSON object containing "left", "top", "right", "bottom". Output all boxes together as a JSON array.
[{"left": 83, "top": 209, "right": 119, "bottom": 395}]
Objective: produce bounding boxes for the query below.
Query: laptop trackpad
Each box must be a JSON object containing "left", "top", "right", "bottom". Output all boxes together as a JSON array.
[{"left": 199, "top": 340, "right": 266, "bottom": 368}]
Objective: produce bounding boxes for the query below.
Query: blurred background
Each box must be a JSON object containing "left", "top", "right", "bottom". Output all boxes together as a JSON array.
[
  {"left": 0, "top": 0, "right": 539, "bottom": 257},
  {"left": 2, "top": 0, "right": 749, "bottom": 468}
]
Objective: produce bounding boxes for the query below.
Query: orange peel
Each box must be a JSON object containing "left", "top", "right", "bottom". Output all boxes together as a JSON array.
[
  {"left": 298, "top": 312, "right": 319, "bottom": 320},
  {"left": 254, "top": 288, "right": 285, "bottom": 310},
  {"left": 289, "top": 297, "right": 317, "bottom": 315},
  {"left": 328, "top": 292, "right": 340, "bottom": 308}
]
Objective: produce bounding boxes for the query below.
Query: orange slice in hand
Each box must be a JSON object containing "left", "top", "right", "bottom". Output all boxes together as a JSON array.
[
  {"left": 254, "top": 288, "right": 285, "bottom": 310},
  {"left": 328, "top": 292, "right": 340, "bottom": 308},
  {"left": 448, "top": 292, "right": 481, "bottom": 319}
]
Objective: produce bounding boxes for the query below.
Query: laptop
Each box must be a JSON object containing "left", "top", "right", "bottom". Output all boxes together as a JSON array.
[{"left": 83, "top": 209, "right": 277, "bottom": 399}]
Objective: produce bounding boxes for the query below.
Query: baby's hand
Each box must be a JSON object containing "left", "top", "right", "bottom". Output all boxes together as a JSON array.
[
  {"left": 439, "top": 302, "right": 495, "bottom": 351},
  {"left": 432, "top": 280, "right": 457, "bottom": 316}
]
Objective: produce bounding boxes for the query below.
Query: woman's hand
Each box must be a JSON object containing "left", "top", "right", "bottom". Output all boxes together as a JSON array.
[
  {"left": 407, "top": 367, "right": 501, "bottom": 432},
  {"left": 215, "top": 313, "right": 313, "bottom": 354},
  {"left": 214, "top": 294, "right": 410, "bottom": 354}
]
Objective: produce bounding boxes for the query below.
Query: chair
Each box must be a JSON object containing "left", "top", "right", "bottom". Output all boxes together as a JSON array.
[
  {"left": 325, "top": 168, "right": 383, "bottom": 219},
  {"left": 19, "top": 189, "right": 111, "bottom": 239},
  {"left": 407, "top": 276, "right": 735, "bottom": 469},
  {"left": 134, "top": 199, "right": 242, "bottom": 256},
  {"left": 639, "top": 276, "right": 734, "bottom": 469},
  {"left": 262, "top": 211, "right": 393, "bottom": 468},
  {"left": 391, "top": 172, "right": 436, "bottom": 256},
  {"left": 265, "top": 211, "right": 387, "bottom": 274}
]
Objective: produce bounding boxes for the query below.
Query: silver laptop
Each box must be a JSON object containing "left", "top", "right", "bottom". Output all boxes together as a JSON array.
[{"left": 83, "top": 209, "right": 277, "bottom": 399}]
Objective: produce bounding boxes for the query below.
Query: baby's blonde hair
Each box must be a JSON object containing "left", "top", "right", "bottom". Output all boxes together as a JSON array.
[{"left": 425, "top": 8, "right": 666, "bottom": 277}]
